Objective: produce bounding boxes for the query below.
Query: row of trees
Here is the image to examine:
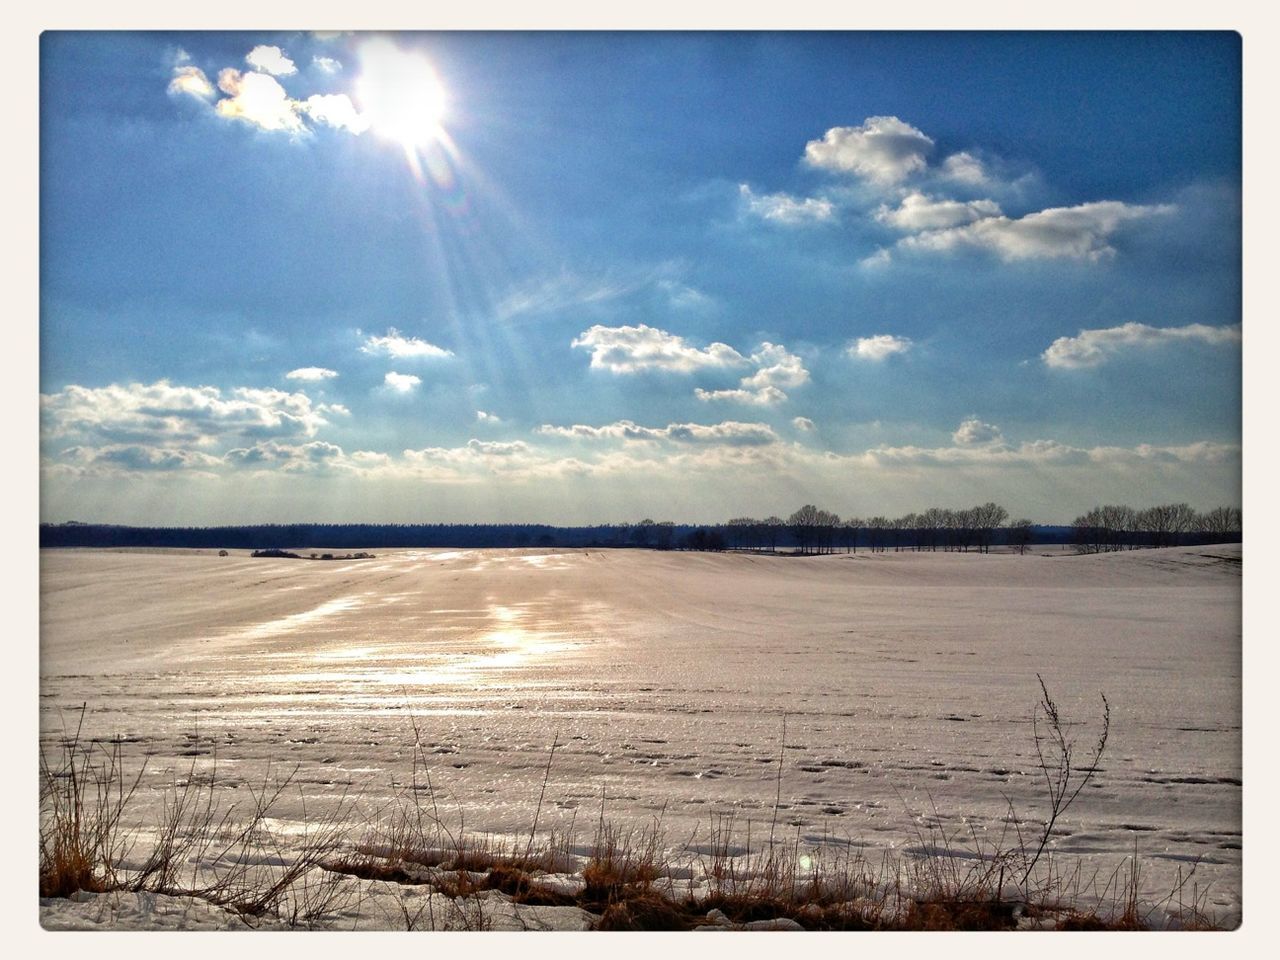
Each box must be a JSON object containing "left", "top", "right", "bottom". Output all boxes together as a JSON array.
[
  {"left": 673, "top": 500, "right": 1240, "bottom": 556},
  {"left": 1070, "top": 504, "right": 1242, "bottom": 553},
  {"left": 716, "top": 503, "right": 1028, "bottom": 556},
  {"left": 41, "top": 503, "right": 1241, "bottom": 553}
]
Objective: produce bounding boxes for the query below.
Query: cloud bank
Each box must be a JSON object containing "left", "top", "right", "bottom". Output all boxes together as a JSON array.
[{"left": 1042, "top": 322, "right": 1242, "bottom": 368}]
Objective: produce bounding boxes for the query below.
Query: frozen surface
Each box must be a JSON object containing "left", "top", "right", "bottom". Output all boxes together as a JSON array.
[
  {"left": 39, "top": 879, "right": 596, "bottom": 931},
  {"left": 40, "top": 544, "right": 1242, "bottom": 928}
]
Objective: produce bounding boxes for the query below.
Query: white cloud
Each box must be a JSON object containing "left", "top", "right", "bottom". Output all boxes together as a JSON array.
[
  {"left": 245, "top": 45, "right": 297, "bottom": 77},
  {"left": 1042, "top": 322, "right": 1242, "bottom": 369},
  {"left": 362, "top": 328, "right": 453, "bottom": 359},
  {"left": 695, "top": 342, "right": 809, "bottom": 406},
  {"left": 738, "top": 184, "right": 835, "bottom": 225},
  {"left": 740, "top": 342, "right": 810, "bottom": 390},
  {"left": 170, "top": 48, "right": 375, "bottom": 139},
  {"left": 397, "top": 440, "right": 561, "bottom": 479},
  {"left": 351, "top": 450, "right": 392, "bottom": 466},
  {"left": 1090, "top": 441, "right": 1240, "bottom": 466},
  {"left": 285, "top": 367, "right": 339, "bottom": 381},
  {"left": 168, "top": 65, "right": 214, "bottom": 100},
  {"left": 383, "top": 372, "right": 422, "bottom": 393},
  {"left": 952, "top": 417, "right": 1004, "bottom": 447},
  {"left": 41, "top": 380, "right": 331, "bottom": 445},
  {"left": 571, "top": 324, "right": 745, "bottom": 374},
  {"left": 494, "top": 266, "right": 695, "bottom": 323},
  {"left": 303, "top": 94, "right": 369, "bottom": 133},
  {"left": 861, "top": 440, "right": 1077, "bottom": 468},
  {"left": 859, "top": 248, "right": 893, "bottom": 270},
  {"left": 850, "top": 415, "right": 1239, "bottom": 471},
  {"left": 849, "top": 334, "right": 913, "bottom": 361},
  {"left": 803, "top": 117, "right": 934, "bottom": 185},
  {"left": 496, "top": 273, "right": 632, "bottom": 321},
  {"left": 875, "top": 191, "right": 1002, "bottom": 231},
  {"left": 224, "top": 440, "right": 348, "bottom": 472},
  {"left": 47, "top": 424, "right": 1239, "bottom": 492},
  {"left": 863, "top": 436, "right": 1238, "bottom": 470},
  {"left": 476, "top": 410, "right": 502, "bottom": 424},
  {"left": 214, "top": 68, "right": 304, "bottom": 133},
  {"left": 538, "top": 419, "right": 778, "bottom": 447},
  {"left": 657, "top": 279, "right": 714, "bottom": 312},
  {"left": 792, "top": 416, "right": 815, "bottom": 432},
  {"left": 938, "top": 151, "right": 990, "bottom": 186},
  {"left": 693, "top": 385, "right": 788, "bottom": 406},
  {"left": 898, "top": 201, "right": 1175, "bottom": 262},
  {"left": 352, "top": 426, "right": 1235, "bottom": 494},
  {"left": 465, "top": 439, "right": 530, "bottom": 457},
  {"left": 59, "top": 444, "right": 223, "bottom": 473}
]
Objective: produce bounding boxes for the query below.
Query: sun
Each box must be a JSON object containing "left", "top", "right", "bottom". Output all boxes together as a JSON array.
[{"left": 355, "top": 37, "right": 447, "bottom": 151}]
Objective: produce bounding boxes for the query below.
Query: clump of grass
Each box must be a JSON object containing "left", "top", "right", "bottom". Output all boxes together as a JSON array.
[
  {"left": 581, "top": 820, "right": 663, "bottom": 907},
  {"left": 39, "top": 705, "right": 358, "bottom": 928},
  {"left": 39, "top": 707, "right": 145, "bottom": 898}
]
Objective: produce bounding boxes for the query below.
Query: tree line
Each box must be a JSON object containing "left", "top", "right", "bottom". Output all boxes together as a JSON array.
[
  {"left": 40, "top": 501, "right": 1240, "bottom": 553},
  {"left": 1069, "top": 503, "right": 1242, "bottom": 553},
  {"left": 716, "top": 502, "right": 1024, "bottom": 556}
]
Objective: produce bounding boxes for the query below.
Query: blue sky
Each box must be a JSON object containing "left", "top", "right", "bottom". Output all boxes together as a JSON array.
[{"left": 39, "top": 31, "right": 1242, "bottom": 525}]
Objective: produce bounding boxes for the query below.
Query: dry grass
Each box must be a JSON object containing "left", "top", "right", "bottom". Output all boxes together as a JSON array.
[
  {"left": 40, "top": 685, "right": 1228, "bottom": 931},
  {"left": 40, "top": 705, "right": 359, "bottom": 928},
  {"left": 39, "top": 710, "right": 145, "bottom": 898}
]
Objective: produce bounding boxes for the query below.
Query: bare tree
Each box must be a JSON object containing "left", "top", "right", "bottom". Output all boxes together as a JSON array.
[
  {"left": 973, "top": 502, "right": 1009, "bottom": 553},
  {"left": 816, "top": 508, "right": 841, "bottom": 554},
  {"left": 725, "top": 517, "right": 755, "bottom": 552},
  {"left": 920, "top": 507, "right": 945, "bottom": 552},
  {"left": 761, "top": 516, "right": 785, "bottom": 553},
  {"left": 1008, "top": 518, "right": 1034, "bottom": 555},
  {"left": 1101, "top": 504, "right": 1136, "bottom": 551},
  {"left": 865, "top": 515, "right": 889, "bottom": 553},
  {"left": 1072, "top": 507, "right": 1103, "bottom": 554},
  {"left": 901, "top": 514, "right": 921, "bottom": 552},
  {"left": 630, "top": 518, "right": 655, "bottom": 547},
  {"left": 1167, "top": 502, "right": 1198, "bottom": 546},
  {"left": 788, "top": 504, "right": 820, "bottom": 555},
  {"left": 1072, "top": 505, "right": 1136, "bottom": 553},
  {"left": 890, "top": 516, "right": 909, "bottom": 552},
  {"left": 1198, "top": 505, "right": 1242, "bottom": 541},
  {"left": 1136, "top": 504, "right": 1173, "bottom": 548},
  {"left": 841, "top": 517, "right": 862, "bottom": 554},
  {"left": 953, "top": 507, "right": 978, "bottom": 552}
]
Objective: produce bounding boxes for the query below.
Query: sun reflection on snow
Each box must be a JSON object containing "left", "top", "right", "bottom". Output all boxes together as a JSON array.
[
  {"left": 226, "top": 595, "right": 365, "bottom": 642},
  {"left": 313, "top": 646, "right": 376, "bottom": 661},
  {"left": 294, "top": 601, "right": 573, "bottom": 686}
]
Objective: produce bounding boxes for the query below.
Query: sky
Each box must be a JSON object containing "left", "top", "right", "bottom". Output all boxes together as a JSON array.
[{"left": 38, "top": 30, "right": 1242, "bottom": 526}]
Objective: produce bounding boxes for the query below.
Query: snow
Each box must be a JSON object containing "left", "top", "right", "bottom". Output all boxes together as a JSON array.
[
  {"left": 39, "top": 544, "right": 1241, "bottom": 929},
  {"left": 39, "top": 881, "right": 597, "bottom": 932}
]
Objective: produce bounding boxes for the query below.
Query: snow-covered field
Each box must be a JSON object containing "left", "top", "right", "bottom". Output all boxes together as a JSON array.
[{"left": 39, "top": 544, "right": 1242, "bottom": 929}]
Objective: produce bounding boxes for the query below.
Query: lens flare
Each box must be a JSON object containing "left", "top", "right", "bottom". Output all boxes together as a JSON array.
[{"left": 420, "top": 140, "right": 471, "bottom": 219}]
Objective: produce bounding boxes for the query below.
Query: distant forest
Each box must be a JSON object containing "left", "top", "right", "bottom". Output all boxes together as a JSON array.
[{"left": 41, "top": 501, "right": 1240, "bottom": 553}]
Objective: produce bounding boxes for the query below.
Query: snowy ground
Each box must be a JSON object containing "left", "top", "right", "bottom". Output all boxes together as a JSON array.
[{"left": 39, "top": 544, "right": 1242, "bottom": 929}]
